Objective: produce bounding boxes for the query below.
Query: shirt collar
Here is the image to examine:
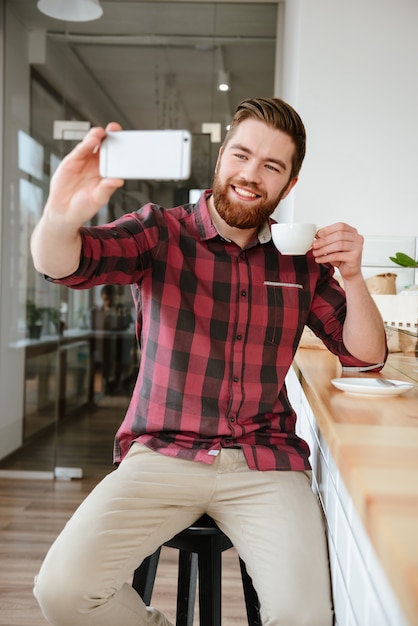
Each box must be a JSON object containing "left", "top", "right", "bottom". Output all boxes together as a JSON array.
[{"left": 194, "top": 190, "right": 272, "bottom": 245}]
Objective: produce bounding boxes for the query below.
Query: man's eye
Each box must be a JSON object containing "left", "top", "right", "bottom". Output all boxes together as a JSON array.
[
  {"left": 234, "top": 153, "right": 247, "bottom": 160},
  {"left": 265, "top": 164, "right": 280, "bottom": 172}
]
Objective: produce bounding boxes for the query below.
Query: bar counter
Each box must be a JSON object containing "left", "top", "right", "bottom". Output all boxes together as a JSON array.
[{"left": 291, "top": 341, "right": 418, "bottom": 625}]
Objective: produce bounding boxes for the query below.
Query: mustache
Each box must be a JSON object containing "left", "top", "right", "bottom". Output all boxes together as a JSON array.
[{"left": 231, "top": 178, "right": 264, "bottom": 195}]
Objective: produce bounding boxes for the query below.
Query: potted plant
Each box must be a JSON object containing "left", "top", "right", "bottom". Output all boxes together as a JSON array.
[
  {"left": 389, "top": 252, "right": 418, "bottom": 268},
  {"left": 26, "top": 299, "right": 44, "bottom": 339},
  {"left": 26, "top": 301, "right": 61, "bottom": 338},
  {"left": 390, "top": 252, "right": 418, "bottom": 291}
]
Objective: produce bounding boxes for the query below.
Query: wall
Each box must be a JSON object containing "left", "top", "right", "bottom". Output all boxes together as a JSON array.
[
  {"left": 278, "top": 0, "right": 418, "bottom": 239},
  {"left": 0, "top": 5, "right": 29, "bottom": 458}
]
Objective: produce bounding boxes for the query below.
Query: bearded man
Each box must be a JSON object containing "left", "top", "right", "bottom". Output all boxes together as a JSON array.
[{"left": 31, "top": 97, "right": 387, "bottom": 626}]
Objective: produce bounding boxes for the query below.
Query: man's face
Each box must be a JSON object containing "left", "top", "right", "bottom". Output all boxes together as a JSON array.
[{"left": 212, "top": 119, "right": 297, "bottom": 229}]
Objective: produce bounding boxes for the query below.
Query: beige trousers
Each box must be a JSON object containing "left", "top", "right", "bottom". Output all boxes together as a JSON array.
[{"left": 34, "top": 444, "right": 334, "bottom": 626}]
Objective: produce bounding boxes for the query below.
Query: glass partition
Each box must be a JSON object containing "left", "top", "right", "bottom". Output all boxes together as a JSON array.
[{"left": 0, "top": 0, "right": 277, "bottom": 477}]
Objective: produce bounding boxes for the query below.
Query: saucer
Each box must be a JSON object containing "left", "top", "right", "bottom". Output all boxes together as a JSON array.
[{"left": 330, "top": 377, "right": 414, "bottom": 397}]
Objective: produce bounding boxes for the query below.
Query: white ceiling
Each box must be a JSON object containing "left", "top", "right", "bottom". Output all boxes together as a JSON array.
[{"left": 10, "top": 0, "right": 278, "bottom": 134}]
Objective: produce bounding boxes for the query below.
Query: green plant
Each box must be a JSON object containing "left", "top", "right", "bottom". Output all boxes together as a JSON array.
[
  {"left": 26, "top": 300, "right": 60, "bottom": 329},
  {"left": 26, "top": 299, "right": 43, "bottom": 326},
  {"left": 389, "top": 252, "right": 418, "bottom": 268}
]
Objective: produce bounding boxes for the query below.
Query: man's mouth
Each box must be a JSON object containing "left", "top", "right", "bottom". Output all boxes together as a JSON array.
[{"left": 232, "top": 185, "right": 261, "bottom": 199}]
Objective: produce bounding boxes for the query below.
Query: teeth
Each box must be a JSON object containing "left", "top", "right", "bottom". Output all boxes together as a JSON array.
[{"left": 235, "top": 186, "right": 257, "bottom": 198}]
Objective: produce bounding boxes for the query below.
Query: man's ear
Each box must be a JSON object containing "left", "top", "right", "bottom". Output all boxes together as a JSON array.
[{"left": 281, "top": 176, "right": 298, "bottom": 200}]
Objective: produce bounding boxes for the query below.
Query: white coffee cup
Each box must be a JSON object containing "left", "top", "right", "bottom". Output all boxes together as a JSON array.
[{"left": 271, "top": 223, "right": 317, "bottom": 255}]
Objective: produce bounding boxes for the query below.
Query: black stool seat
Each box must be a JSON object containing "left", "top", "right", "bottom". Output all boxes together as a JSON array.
[{"left": 132, "top": 514, "right": 261, "bottom": 626}]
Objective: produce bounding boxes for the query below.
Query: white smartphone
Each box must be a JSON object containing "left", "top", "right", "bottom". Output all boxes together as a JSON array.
[{"left": 99, "top": 129, "right": 192, "bottom": 180}]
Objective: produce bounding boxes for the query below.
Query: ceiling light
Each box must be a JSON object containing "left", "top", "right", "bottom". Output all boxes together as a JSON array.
[
  {"left": 37, "top": 0, "right": 103, "bottom": 22},
  {"left": 217, "top": 70, "right": 230, "bottom": 92}
]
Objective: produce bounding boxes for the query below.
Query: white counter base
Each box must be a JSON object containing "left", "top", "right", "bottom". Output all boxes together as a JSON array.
[{"left": 286, "top": 365, "right": 410, "bottom": 626}]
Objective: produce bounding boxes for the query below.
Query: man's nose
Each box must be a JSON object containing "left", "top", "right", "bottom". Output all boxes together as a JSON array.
[{"left": 240, "top": 160, "right": 262, "bottom": 184}]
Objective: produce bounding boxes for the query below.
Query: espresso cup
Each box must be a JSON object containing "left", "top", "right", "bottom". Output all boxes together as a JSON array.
[{"left": 271, "top": 223, "right": 317, "bottom": 255}]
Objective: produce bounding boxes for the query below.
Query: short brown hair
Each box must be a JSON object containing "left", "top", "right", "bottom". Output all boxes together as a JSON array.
[{"left": 223, "top": 97, "right": 306, "bottom": 180}]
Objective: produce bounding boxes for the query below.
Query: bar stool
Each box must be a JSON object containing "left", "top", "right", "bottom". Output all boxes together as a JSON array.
[{"left": 132, "top": 514, "right": 261, "bottom": 626}]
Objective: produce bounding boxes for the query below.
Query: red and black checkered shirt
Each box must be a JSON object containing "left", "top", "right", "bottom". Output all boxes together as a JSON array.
[{"left": 51, "top": 192, "right": 383, "bottom": 470}]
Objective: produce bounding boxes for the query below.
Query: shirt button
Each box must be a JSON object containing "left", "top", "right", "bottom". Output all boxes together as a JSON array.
[
  {"left": 229, "top": 417, "right": 235, "bottom": 423},
  {"left": 241, "top": 291, "right": 247, "bottom": 297},
  {"left": 233, "top": 376, "right": 239, "bottom": 383},
  {"left": 236, "top": 334, "right": 242, "bottom": 341}
]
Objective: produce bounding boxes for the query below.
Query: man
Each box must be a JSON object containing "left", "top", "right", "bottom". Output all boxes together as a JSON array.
[{"left": 31, "top": 97, "right": 387, "bottom": 626}]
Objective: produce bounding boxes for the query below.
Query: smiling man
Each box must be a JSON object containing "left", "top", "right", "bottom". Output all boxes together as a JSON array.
[
  {"left": 209, "top": 117, "right": 298, "bottom": 238},
  {"left": 31, "top": 97, "right": 387, "bottom": 626}
]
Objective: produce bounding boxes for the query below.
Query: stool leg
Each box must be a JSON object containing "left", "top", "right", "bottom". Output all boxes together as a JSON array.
[
  {"left": 132, "top": 547, "right": 161, "bottom": 606},
  {"left": 176, "top": 550, "right": 198, "bottom": 626},
  {"left": 239, "top": 558, "right": 262, "bottom": 626},
  {"left": 197, "top": 536, "right": 223, "bottom": 626}
]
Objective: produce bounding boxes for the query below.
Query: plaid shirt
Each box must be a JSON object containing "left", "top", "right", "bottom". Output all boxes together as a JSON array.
[{"left": 52, "top": 192, "right": 383, "bottom": 470}]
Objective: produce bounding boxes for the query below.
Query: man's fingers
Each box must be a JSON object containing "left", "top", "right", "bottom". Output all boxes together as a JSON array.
[
  {"left": 90, "top": 123, "right": 122, "bottom": 155},
  {"left": 105, "top": 122, "right": 123, "bottom": 132},
  {"left": 67, "top": 127, "right": 106, "bottom": 161}
]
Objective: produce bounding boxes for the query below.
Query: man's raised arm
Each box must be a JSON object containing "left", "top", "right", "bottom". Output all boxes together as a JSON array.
[
  {"left": 30, "top": 123, "right": 124, "bottom": 279},
  {"left": 313, "top": 222, "right": 387, "bottom": 365}
]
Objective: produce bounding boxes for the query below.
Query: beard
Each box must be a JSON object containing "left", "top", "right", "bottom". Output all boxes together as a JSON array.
[{"left": 211, "top": 173, "right": 287, "bottom": 230}]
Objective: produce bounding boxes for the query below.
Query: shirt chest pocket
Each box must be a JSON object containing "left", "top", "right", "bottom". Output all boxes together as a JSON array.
[{"left": 260, "top": 282, "right": 311, "bottom": 346}]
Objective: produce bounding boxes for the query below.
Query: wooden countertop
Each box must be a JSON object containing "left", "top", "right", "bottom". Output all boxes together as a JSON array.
[{"left": 293, "top": 346, "right": 418, "bottom": 626}]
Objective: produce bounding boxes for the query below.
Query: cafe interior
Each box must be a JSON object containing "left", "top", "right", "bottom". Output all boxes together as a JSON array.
[{"left": 0, "top": 1, "right": 417, "bottom": 625}]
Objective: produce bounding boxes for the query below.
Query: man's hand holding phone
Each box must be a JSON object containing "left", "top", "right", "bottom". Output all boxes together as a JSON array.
[
  {"left": 47, "top": 122, "right": 125, "bottom": 228},
  {"left": 30, "top": 123, "right": 124, "bottom": 279},
  {"left": 31, "top": 122, "right": 192, "bottom": 278},
  {"left": 46, "top": 123, "right": 192, "bottom": 230}
]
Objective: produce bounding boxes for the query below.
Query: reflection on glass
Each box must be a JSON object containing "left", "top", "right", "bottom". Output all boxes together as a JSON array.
[
  {"left": 20, "top": 178, "right": 44, "bottom": 340},
  {"left": 24, "top": 350, "right": 57, "bottom": 440},
  {"left": 59, "top": 342, "right": 90, "bottom": 415},
  {"left": 50, "top": 153, "right": 61, "bottom": 177},
  {"left": 18, "top": 130, "right": 44, "bottom": 180}
]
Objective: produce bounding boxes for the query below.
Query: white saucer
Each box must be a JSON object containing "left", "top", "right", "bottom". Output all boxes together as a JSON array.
[{"left": 331, "top": 377, "right": 414, "bottom": 397}]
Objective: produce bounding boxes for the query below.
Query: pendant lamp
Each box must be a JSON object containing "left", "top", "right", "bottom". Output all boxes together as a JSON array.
[{"left": 37, "top": 0, "right": 103, "bottom": 22}]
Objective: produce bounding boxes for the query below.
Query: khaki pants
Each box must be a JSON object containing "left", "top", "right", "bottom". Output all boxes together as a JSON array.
[{"left": 34, "top": 445, "right": 333, "bottom": 626}]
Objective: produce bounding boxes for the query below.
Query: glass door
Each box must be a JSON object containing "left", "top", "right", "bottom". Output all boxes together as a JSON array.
[{"left": 0, "top": 0, "right": 277, "bottom": 479}]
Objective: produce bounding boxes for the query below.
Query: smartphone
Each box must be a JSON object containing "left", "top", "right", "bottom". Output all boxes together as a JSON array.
[{"left": 99, "top": 130, "right": 192, "bottom": 180}]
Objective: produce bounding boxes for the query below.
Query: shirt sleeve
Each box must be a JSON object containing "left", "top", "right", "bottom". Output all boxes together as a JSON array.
[
  {"left": 306, "top": 263, "right": 387, "bottom": 372},
  {"left": 45, "top": 205, "right": 162, "bottom": 289}
]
